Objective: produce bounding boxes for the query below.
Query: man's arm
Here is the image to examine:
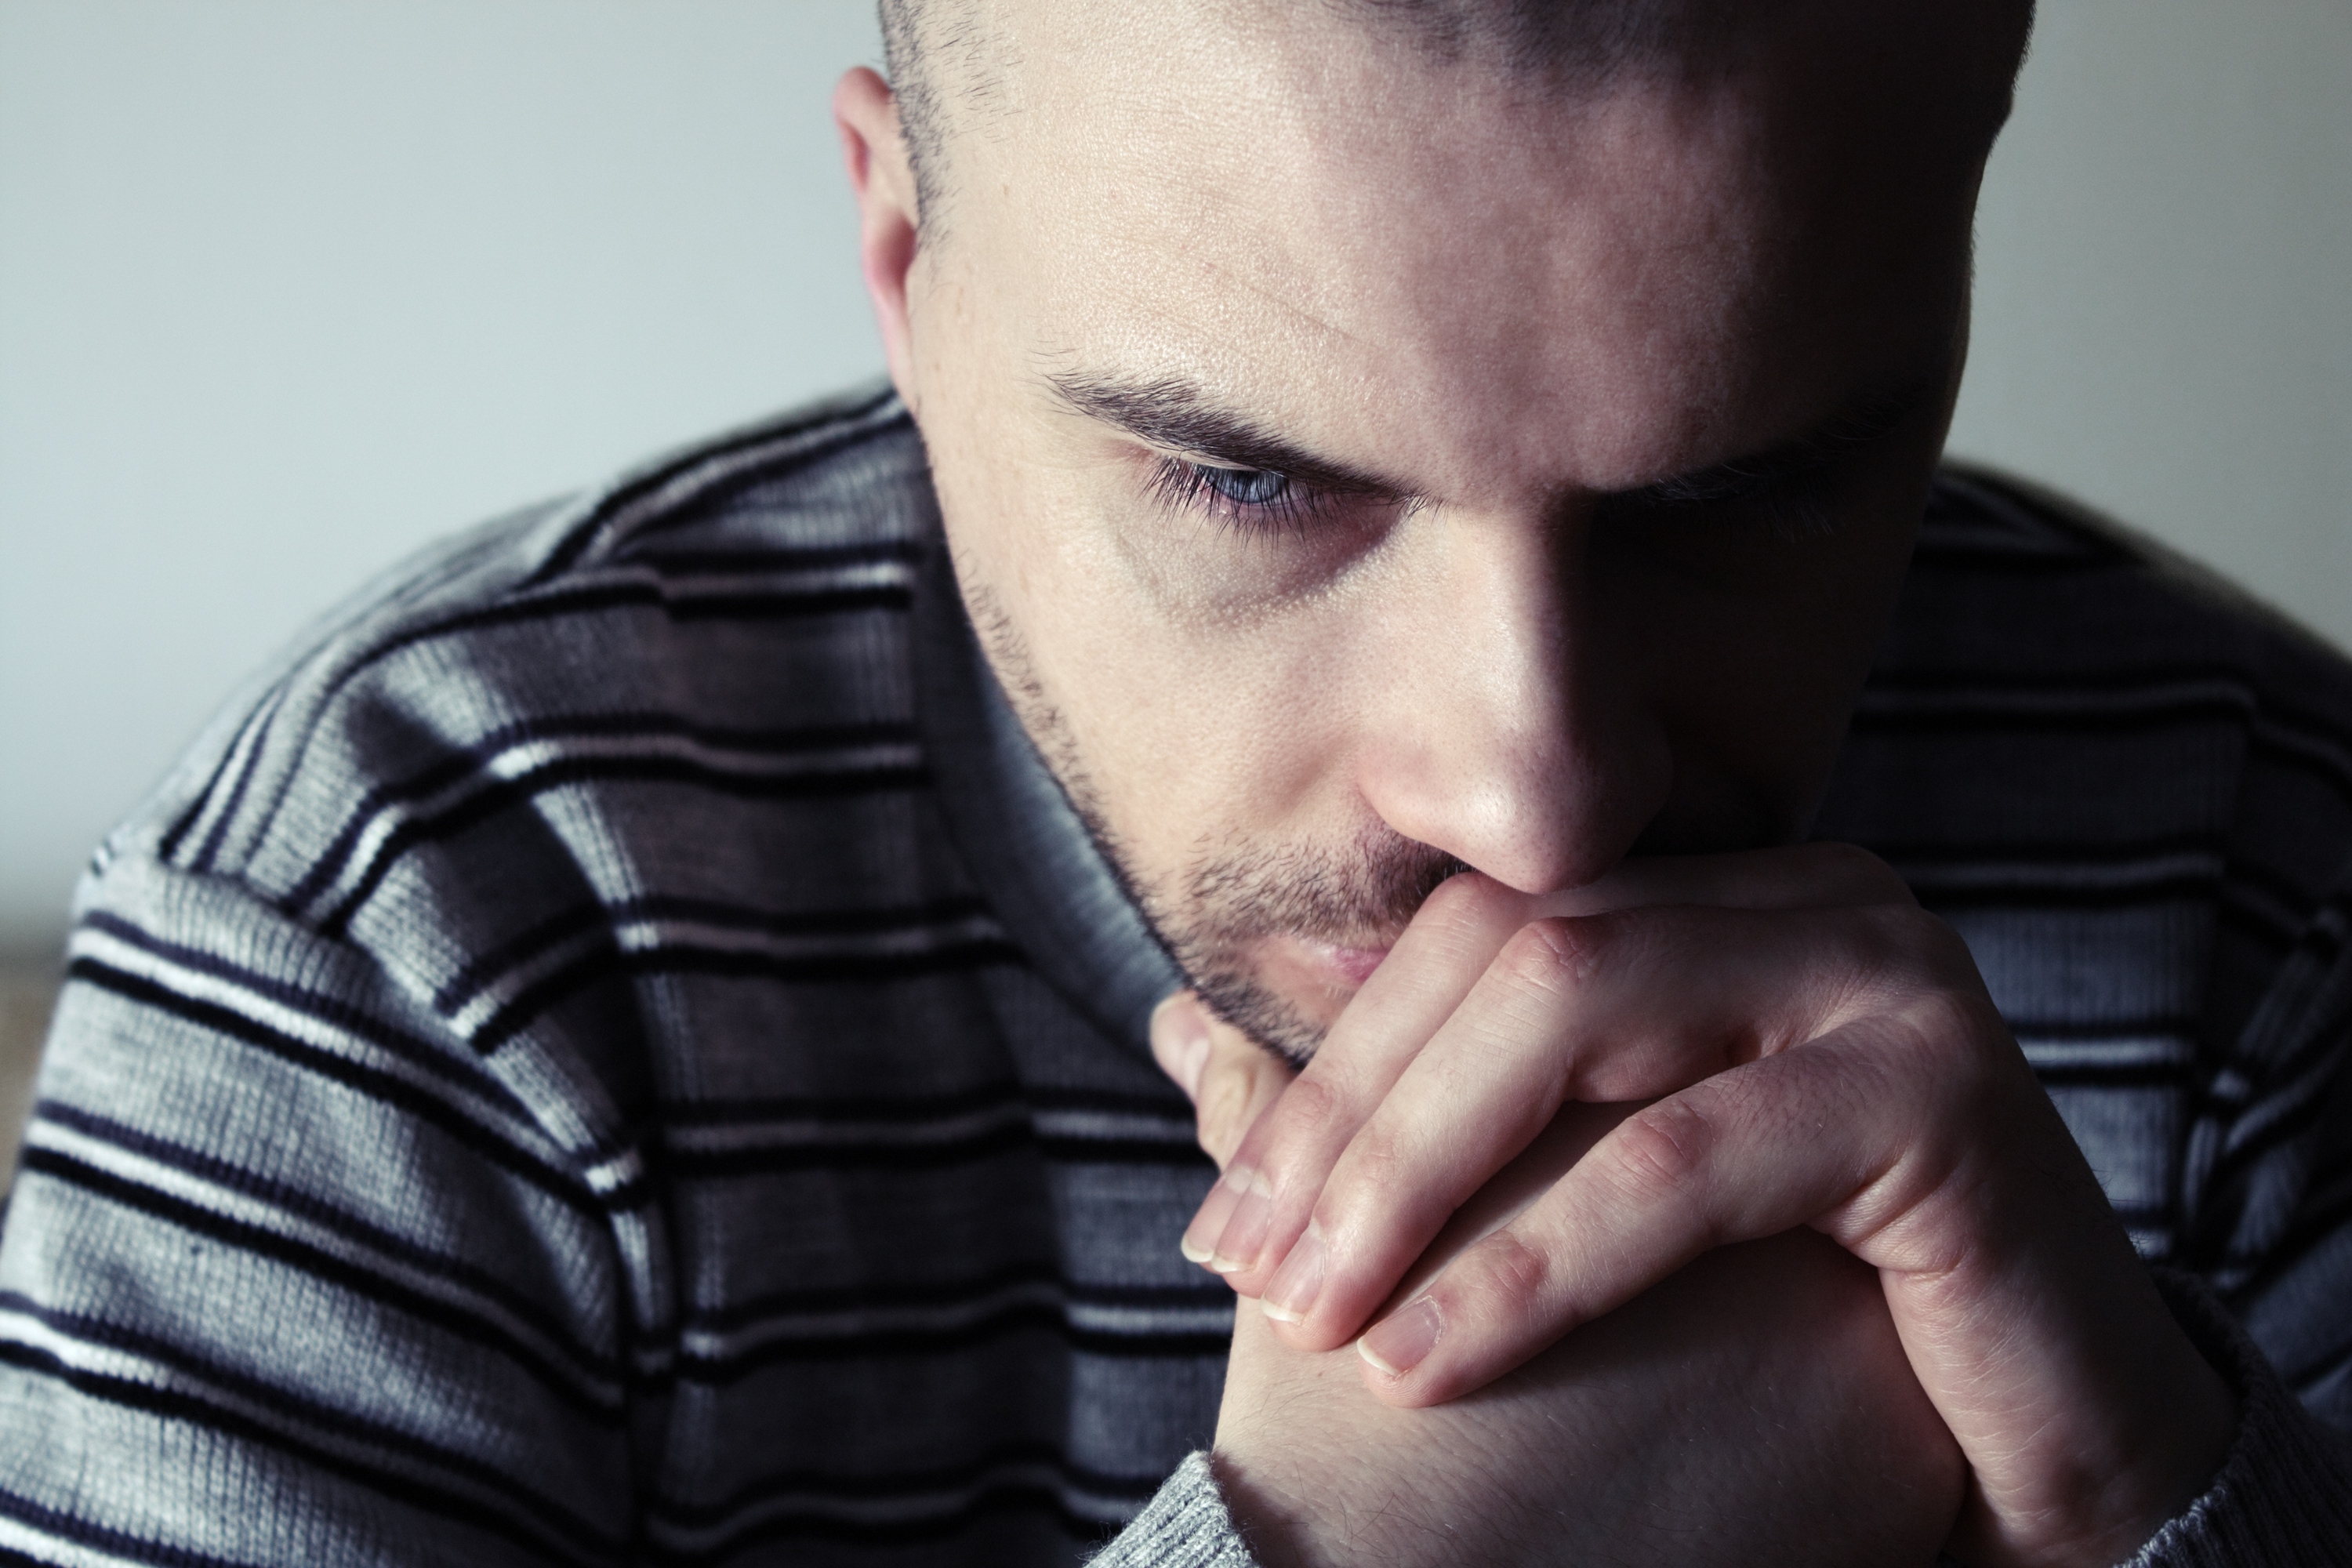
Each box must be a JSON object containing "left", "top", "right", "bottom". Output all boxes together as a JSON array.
[
  {"left": 1092, "top": 1014, "right": 1967, "bottom": 1568},
  {"left": 1167, "top": 847, "right": 2336, "bottom": 1566},
  {"left": 0, "top": 850, "right": 635, "bottom": 1563}
]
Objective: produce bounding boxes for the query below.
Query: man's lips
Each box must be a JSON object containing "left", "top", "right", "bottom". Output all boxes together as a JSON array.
[{"left": 1280, "top": 936, "right": 1394, "bottom": 989}]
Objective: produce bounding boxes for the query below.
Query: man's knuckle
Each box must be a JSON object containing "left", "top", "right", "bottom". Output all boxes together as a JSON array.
[
  {"left": 1806, "top": 904, "right": 1939, "bottom": 1018},
  {"left": 1892, "top": 903, "right": 1991, "bottom": 981},
  {"left": 1610, "top": 1098, "right": 1716, "bottom": 1206},
  {"left": 1892, "top": 982, "right": 1978, "bottom": 1045},
  {"left": 1835, "top": 905, "right": 1999, "bottom": 1031},
  {"left": 1342, "top": 1120, "right": 1414, "bottom": 1196},
  {"left": 1902, "top": 994, "right": 2025, "bottom": 1105},
  {"left": 1277, "top": 1073, "right": 1346, "bottom": 1141},
  {"left": 1503, "top": 916, "right": 1606, "bottom": 993},
  {"left": 1465, "top": 1227, "right": 1554, "bottom": 1317}
]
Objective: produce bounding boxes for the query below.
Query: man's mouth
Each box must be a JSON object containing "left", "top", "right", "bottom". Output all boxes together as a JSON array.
[
  {"left": 1308, "top": 940, "right": 1392, "bottom": 986},
  {"left": 1260, "top": 933, "right": 1395, "bottom": 996}
]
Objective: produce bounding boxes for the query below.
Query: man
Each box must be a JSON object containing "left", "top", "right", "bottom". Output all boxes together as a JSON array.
[{"left": 1, "top": 1, "right": 2347, "bottom": 1563}]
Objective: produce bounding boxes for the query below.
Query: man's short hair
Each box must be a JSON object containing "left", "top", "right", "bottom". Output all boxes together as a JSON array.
[{"left": 876, "top": 0, "right": 1739, "bottom": 231}]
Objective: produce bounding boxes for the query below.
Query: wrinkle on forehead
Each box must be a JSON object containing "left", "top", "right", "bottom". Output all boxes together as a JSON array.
[{"left": 1203, "top": 257, "right": 1377, "bottom": 358}]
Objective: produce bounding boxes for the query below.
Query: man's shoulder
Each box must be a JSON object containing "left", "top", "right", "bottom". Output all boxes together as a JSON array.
[
  {"left": 93, "top": 379, "right": 938, "bottom": 971},
  {"left": 1847, "top": 464, "right": 2352, "bottom": 816},
  {"left": 1839, "top": 464, "right": 2352, "bottom": 913},
  {"left": 1828, "top": 467, "right": 2352, "bottom": 1251},
  {"left": 1903, "top": 466, "right": 2352, "bottom": 710}
]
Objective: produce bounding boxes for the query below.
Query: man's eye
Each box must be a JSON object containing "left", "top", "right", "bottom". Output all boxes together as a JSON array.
[
  {"left": 1195, "top": 466, "right": 1290, "bottom": 506},
  {"left": 1145, "top": 456, "right": 1396, "bottom": 541},
  {"left": 1149, "top": 457, "right": 1332, "bottom": 536}
]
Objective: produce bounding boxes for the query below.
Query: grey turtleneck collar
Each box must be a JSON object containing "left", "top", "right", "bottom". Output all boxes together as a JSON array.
[{"left": 909, "top": 523, "right": 1185, "bottom": 1057}]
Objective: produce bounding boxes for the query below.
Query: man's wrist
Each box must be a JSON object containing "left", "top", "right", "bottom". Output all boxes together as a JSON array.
[
  {"left": 1207, "top": 1448, "right": 1316, "bottom": 1568},
  {"left": 1214, "top": 1448, "right": 1308, "bottom": 1568},
  {"left": 2059, "top": 1341, "right": 2236, "bottom": 1567}
]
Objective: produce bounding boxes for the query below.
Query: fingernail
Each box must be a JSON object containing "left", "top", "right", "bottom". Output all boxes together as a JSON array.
[
  {"left": 1149, "top": 993, "right": 1212, "bottom": 1102},
  {"left": 1179, "top": 1163, "right": 1255, "bottom": 1267},
  {"left": 1260, "top": 1223, "right": 1327, "bottom": 1325},
  {"left": 1207, "top": 1167, "right": 1274, "bottom": 1274},
  {"left": 1359, "top": 1298, "right": 1441, "bottom": 1379}
]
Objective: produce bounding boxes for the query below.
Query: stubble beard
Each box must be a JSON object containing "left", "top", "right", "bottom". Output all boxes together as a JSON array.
[
  {"left": 961, "top": 577, "right": 1462, "bottom": 1068},
  {"left": 1156, "top": 826, "right": 1465, "bottom": 1068}
]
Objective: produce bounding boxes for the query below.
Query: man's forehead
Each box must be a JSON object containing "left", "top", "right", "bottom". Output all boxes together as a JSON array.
[{"left": 942, "top": 0, "right": 1996, "bottom": 489}]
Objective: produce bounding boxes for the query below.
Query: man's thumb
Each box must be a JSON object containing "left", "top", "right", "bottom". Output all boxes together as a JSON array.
[
  {"left": 1149, "top": 990, "right": 1291, "bottom": 1171},
  {"left": 1149, "top": 990, "right": 1214, "bottom": 1102}
]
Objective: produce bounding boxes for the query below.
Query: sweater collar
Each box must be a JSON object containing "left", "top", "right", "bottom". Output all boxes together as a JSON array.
[{"left": 909, "top": 517, "right": 1184, "bottom": 1058}]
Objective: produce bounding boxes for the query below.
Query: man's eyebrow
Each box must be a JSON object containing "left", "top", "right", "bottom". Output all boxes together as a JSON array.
[
  {"left": 1046, "top": 370, "right": 1409, "bottom": 496},
  {"left": 1621, "top": 376, "right": 1941, "bottom": 508},
  {"left": 1050, "top": 366, "right": 1939, "bottom": 506}
]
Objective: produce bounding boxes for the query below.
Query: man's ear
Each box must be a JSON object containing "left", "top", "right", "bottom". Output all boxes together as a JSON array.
[{"left": 833, "top": 67, "right": 922, "bottom": 412}]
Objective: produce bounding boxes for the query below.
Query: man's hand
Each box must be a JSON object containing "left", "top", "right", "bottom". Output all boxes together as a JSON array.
[
  {"left": 1160, "top": 844, "right": 2238, "bottom": 1568},
  {"left": 1154, "top": 1000, "right": 1967, "bottom": 1568}
]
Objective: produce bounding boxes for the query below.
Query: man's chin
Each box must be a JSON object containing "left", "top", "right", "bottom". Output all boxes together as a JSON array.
[
  {"left": 1189, "top": 971, "right": 1330, "bottom": 1072},
  {"left": 1185, "top": 933, "right": 1394, "bottom": 1069}
]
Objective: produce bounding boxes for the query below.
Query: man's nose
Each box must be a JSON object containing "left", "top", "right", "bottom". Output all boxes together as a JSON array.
[{"left": 1351, "top": 510, "right": 1670, "bottom": 895}]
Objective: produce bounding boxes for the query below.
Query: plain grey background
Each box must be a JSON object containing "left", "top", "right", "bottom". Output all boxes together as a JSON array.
[{"left": 2, "top": 0, "right": 2348, "bottom": 955}]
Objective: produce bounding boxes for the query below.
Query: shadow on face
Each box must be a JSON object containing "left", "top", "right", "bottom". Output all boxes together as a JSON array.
[{"left": 873, "top": 0, "right": 2030, "bottom": 1052}]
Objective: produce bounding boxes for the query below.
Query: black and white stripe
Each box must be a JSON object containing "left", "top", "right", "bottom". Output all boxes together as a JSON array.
[{"left": 3, "top": 397, "right": 2347, "bottom": 1565}]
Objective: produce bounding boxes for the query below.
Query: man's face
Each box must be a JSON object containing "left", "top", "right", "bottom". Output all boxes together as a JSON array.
[{"left": 877, "top": 2, "right": 2007, "bottom": 1061}]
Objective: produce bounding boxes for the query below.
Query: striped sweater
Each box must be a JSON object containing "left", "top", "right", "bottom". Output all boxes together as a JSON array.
[{"left": 1, "top": 383, "right": 2347, "bottom": 1565}]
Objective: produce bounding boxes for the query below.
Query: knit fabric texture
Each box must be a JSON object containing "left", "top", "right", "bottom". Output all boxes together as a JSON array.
[{"left": 2, "top": 384, "right": 2347, "bottom": 1564}]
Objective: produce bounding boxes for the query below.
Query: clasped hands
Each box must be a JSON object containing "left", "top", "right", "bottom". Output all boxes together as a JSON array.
[{"left": 1149, "top": 844, "right": 2235, "bottom": 1568}]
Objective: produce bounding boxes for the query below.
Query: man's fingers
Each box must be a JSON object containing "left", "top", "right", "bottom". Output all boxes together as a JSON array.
[
  {"left": 1192, "top": 845, "right": 1918, "bottom": 1299},
  {"left": 1252, "top": 900, "right": 1941, "bottom": 1349},
  {"left": 1180, "top": 844, "right": 1923, "bottom": 1299},
  {"left": 1149, "top": 991, "right": 1214, "bottom": 1103},
  {"left": 1180, "top": 873, "right": 1534, "bottom": 1283},
  {"left": 1152, "top": 991, "right": 1291, "bottom": 1174},
  {"left": 1352, "top": 1026, "right": 1946, "bottom": 1406},
  {"left": 1194, "top": 1014, "right": 1288, "bottom": 1175}
]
